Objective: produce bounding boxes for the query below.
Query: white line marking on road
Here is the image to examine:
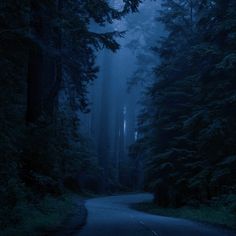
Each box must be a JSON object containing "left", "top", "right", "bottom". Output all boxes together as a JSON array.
[
  {"left": 139, "top": 220, "right": 145, "bottom": 225},
  {"left": 129, "top": 214, "right": 160, "bottom": 236},
  {"left": 152, "top": 230, "right": 159, "bottom": 236}
]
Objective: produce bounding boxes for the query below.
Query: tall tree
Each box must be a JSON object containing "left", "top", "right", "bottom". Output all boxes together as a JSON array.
[{"left": 133, "top": 0, "right": 236, "bottom": 207}]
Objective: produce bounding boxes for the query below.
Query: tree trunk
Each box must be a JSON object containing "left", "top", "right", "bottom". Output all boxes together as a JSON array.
[
  {"left": 26, "top": 1, "right": 44, "bottom": 123},
  {"left": 26, "top": 1, "right": 61, "bottom": 123}
]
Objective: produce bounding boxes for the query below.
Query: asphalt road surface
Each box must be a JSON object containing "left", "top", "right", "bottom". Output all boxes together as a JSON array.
[{"left": 77, "top": 193, "right": 236, "bottom": 236}]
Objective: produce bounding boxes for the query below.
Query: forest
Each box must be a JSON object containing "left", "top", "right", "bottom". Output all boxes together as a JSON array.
[{"left": 0, "top": 0, "right": 236, "bottom": 235}]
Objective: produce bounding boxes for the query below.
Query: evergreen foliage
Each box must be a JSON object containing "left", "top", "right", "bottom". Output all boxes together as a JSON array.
[
  {"left": 0, "top": 0, "right": 141, "bottom": 233},
  {"left": 132, "top": 0, "right": 236, "bottom": 208}
]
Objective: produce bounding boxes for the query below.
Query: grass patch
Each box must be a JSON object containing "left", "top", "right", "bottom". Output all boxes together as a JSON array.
[
  {"left": 131, "top": 202, "right": 236, "bottom": 230},
  {"left": 1, "top": 194, "right": 77, "bottom": 236}
]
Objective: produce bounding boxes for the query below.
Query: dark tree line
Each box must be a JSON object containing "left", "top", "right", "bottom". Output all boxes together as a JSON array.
[
  {"left": 132, "top": 0, "right": 236, "bottom": 208},
  {"left": 0, "top": 0, "right": 141, "bottom": 233}
]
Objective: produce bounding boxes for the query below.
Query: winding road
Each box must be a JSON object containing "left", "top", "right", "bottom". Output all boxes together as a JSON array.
[{"left": 77, "top": 193, "right": 236, "bottom": 236}]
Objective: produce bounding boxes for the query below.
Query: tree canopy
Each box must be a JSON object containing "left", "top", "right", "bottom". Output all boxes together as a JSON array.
[{"left": 132, "top": 0, "right": 236, "bottom": 207}]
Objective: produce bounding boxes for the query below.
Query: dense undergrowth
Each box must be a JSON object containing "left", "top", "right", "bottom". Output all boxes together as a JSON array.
[
  {"left": 132, "top": 194, "right": 236, "bottom": 230},
  {"left": 1, "top": 194, "right": 77, "bottom": 236}
]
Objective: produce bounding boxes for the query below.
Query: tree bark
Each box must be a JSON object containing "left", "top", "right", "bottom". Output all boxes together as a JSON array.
[{"left": 26, "top": 1, "right": 44, "bottom": 123}]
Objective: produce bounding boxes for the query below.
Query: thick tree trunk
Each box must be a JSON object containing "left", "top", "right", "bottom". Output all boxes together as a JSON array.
[
  {"left": 43, "top": 0, "right": 63, "bottom": 118},
  {"left": 26, "top": 1, "right": 61, "bottom": 123},
  {"left": 26, "top": 1, "right": 44, "bottom": 123}
]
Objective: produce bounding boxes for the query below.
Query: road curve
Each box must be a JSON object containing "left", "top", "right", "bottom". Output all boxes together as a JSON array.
[{"left": 76, "top": 193, "right": 236, "bottom": 236}]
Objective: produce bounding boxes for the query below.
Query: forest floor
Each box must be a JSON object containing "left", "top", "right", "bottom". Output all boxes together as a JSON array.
[{"left": 131, "top": 201, "right": 236, "bottom": 231}]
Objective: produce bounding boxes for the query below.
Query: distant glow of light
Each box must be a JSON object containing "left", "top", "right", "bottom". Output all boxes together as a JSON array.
[
  {"left": 135, "top": 131, "right": 138, "bottom": 141},
  {"left": 123, "top": 105, "right": 127, "bottom": 134},
  {"left": 124, "top": 119, "right": 127, "bottom": 134}
]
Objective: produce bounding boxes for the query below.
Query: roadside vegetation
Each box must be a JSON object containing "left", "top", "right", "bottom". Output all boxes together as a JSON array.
[
  {"left": 1, "top": 194, "right": 80, "bottom": 236},
  {"left": 130, "top": 0, "right": 236, "bottom": 225},
  {"left": 132, "top": 194, "right": 236, "bottom": 230}
]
